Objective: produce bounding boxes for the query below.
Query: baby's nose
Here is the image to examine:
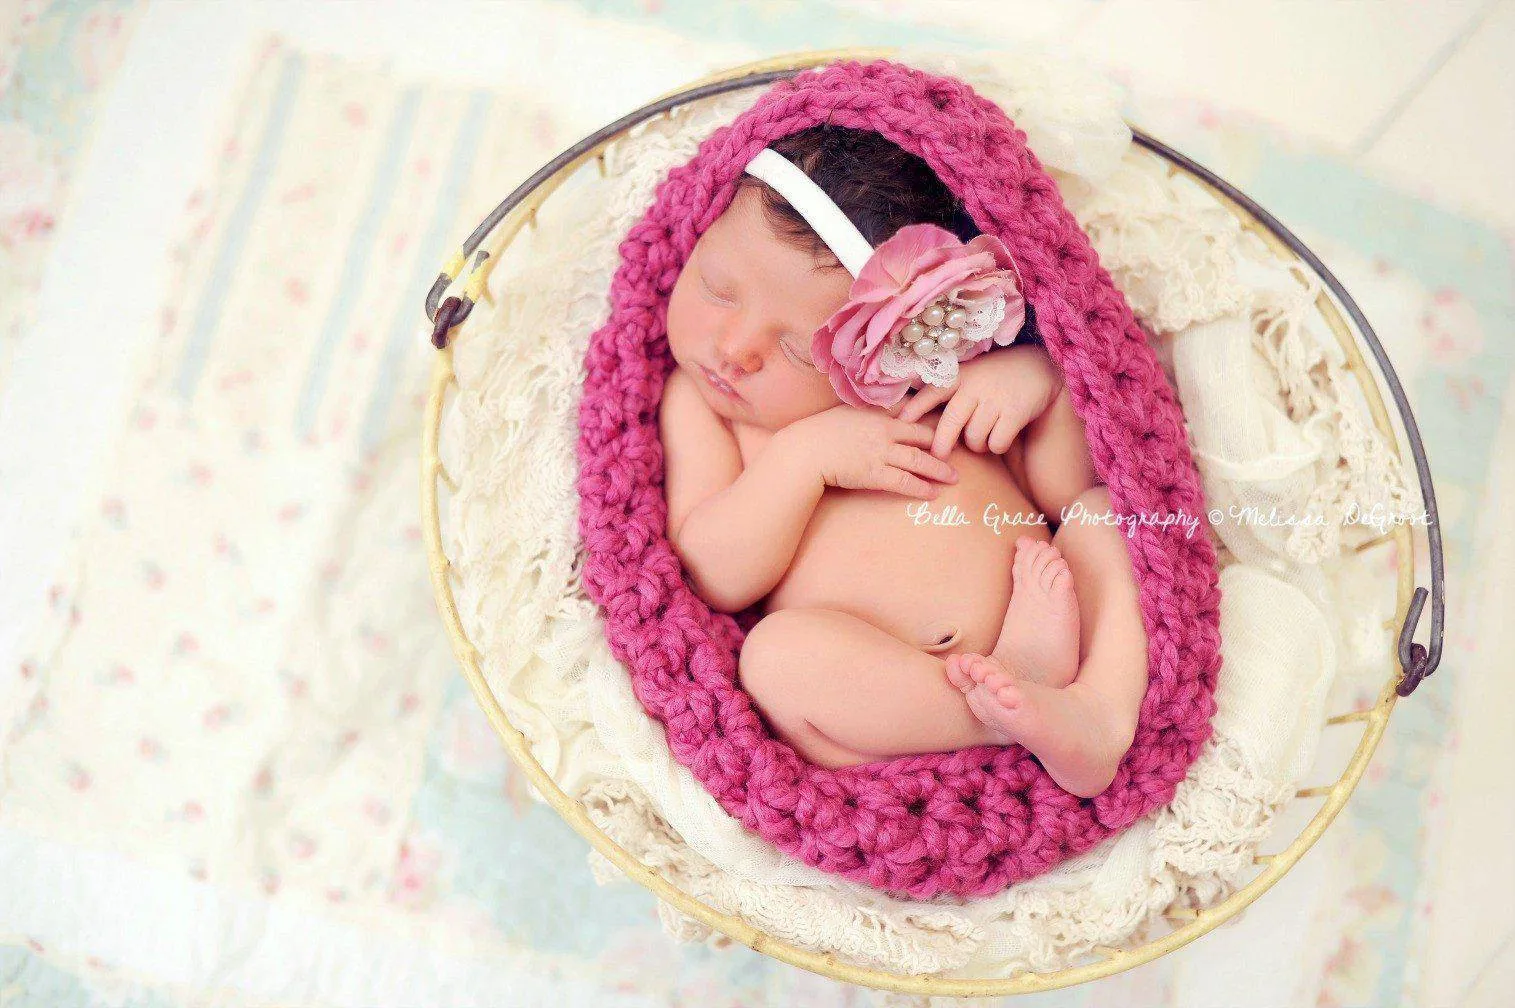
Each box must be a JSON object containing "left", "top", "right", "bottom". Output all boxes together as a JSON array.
[{"left": 719, "top": 341, "right": 765, "bottom": 376}]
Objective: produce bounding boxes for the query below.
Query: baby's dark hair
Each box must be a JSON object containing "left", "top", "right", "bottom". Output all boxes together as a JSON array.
[
  {"left": 735, "top": 124, "right": 980, "bottom": 267},
  {"left": 736, "top": 124, "right": 1039, "bottom": 341}
]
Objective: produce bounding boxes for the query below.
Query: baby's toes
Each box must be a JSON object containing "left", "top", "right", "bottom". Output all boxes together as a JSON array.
[
  {"left": 975, "top": 652, "right": 1009, "bottom": 674},
  {"left": 1012, "top": 538, "right": 1034, "bottom": 579},
  {"left": 944, "top": 655, "right": 975, "bottom": 693},
  {"left": 965, "top": 680, "right": 1024, "bottom": 740},
  {"left": 965, "top": 687, "right": 1009, "bottom": 734},
  {"left": 983, "top": 669, "right": 1013, "bottom": 692},
  {"left": 960, "top": 653, "right": 990, "bottom": 684},
  {"left": 993, "top": 680, "right": 1024, "bottom": 709},
  {"left": 1027, "top": 541, "right": 1054, "bottom": 579},
  {"left": 1040, "top": 552, "right": 1070, "bottom": 593}
]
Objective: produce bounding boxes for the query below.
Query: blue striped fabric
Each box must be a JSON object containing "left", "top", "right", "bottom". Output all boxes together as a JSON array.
[
  {"left": 293, "top": 87, "right": 423, "bottom": 439},
  {"left": 174, "top": 51, "right": 307, "bottom": 402},
  {"left": 359, "top": 89, "right": 493, "bottom": 452}
]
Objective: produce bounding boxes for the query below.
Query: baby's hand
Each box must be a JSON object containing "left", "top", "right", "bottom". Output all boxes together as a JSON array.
[
  {"left": 897, "top": 345, "right": 1060, "bottom": 459},
  {"left": 783, "top": 404, "right": 959, "bottom": 500}
]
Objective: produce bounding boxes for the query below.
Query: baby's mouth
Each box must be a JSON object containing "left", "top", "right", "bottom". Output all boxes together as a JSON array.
[{"left": 699, "top": 364, "right": 746, "bottom": 403}]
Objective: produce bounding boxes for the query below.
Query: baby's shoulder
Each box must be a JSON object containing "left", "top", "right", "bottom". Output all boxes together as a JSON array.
[
  {"left": 659, "top": 369, "right": 745, "bottom": 522},
  {"left": 662, "top": 365, "right": 706, "bottom": 405},
  {"left": 661, "top": 367, "right": 720, "bottom": 428},
  {"left": 659, "top": 367, "right": 702, "bottom": 421},
  {"left": 659, "top": 367, "right": 738, "bottom": 447}
]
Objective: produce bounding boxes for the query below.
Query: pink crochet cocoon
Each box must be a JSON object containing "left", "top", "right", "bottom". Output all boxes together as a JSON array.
[{"left": 575, "top": 58, "right": 1222, "bottom": 900}]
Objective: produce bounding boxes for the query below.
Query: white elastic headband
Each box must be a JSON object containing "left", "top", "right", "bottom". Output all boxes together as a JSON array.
[{"left": 743, "top": 148, "right": 874, "bottom": 278}]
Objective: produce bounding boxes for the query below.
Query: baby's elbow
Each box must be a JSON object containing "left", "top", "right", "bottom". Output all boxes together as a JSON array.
[
  {"left": 687, "top": 568, "right": 756, "bottom": 614},
  {"left": 691, "top": 560, "right": 759, "bottom": 613},
  {"left": 705, "top": 584, "right": 754, "bottom": 614},
  {"left": 669, "top": 532, "right": 756, "bottom": 613}
]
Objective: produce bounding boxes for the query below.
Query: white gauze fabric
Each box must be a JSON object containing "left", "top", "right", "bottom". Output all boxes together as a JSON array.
[{"left": 437, "top": 47, "right": 1409, "bottom": 981}]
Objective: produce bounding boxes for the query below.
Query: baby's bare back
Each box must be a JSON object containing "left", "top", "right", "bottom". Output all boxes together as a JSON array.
[{"left": 732, "top": 422, "right": 1050, "bottom": 655}]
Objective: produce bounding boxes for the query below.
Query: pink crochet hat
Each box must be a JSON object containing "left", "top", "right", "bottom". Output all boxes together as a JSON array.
[{"left": 575, "top": 58, "right": 1222, "bottom": 899}]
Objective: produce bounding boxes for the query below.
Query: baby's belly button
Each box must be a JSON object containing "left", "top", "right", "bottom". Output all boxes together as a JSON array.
[{"left": 769, "top": 530, "right": 1014, "bottom": 653}]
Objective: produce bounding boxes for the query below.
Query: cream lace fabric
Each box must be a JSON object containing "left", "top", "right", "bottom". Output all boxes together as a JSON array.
[{"left": 438, "top": 47, "right": 1409, "bottom": 981}]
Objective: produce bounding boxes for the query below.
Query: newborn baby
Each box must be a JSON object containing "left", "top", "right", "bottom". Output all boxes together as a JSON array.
[{"left": 658, "top": 126, "right": 1149, "bottom": 797}]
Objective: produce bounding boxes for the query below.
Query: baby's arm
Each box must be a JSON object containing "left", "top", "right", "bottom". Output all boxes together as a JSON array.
[
  {"left": 660, "top": 368, "right": 955, "bottom": 613},
  {"left": 660, "top": 368, "right": 826, "bottom": 613}
]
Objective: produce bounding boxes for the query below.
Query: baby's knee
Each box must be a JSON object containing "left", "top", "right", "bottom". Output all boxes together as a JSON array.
[
  {"left": 739, "top": 607, "right": 879, "bottom": 714},
  {"left": 738, "top": 609, "right": 822, "bottom": 704},
  {"left": 1072, "top": 485, "right": 1111, "bottom": 515}
]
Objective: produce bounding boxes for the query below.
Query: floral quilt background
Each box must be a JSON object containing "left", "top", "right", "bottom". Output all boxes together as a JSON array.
[
  {"left": 0, "top": 0, "right": 138, "bottom": 393},
  {"left": 1, "top": 2, "right": 1508, "bottom": 1006}
]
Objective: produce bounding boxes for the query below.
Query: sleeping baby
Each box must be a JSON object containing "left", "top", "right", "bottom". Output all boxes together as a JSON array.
[{"left": 657, "top": 126, "right": 1149, "bottom": 798}]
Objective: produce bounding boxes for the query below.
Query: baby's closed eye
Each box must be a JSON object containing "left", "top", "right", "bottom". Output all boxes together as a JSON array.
[{"left": 779, "top": 337, "right": 815, "bottom": 369}]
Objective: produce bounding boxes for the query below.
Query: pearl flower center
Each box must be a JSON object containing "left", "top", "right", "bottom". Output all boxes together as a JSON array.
[{"left": 897, "top": 296, "right": 970, "bottom": 358}]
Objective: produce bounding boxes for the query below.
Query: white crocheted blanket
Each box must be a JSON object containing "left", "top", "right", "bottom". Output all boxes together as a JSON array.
[{"left": 438, "top": 48, "right": 1411, "bottom": 980}]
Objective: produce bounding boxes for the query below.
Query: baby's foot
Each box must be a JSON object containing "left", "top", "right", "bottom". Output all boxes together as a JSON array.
[
  {"left": 944, "top": 652, "right": 1017, "bottom": 746},
  {"left": 991, "top": 537, "right": 1080, "bottom": 689},
  {"left": 946, "top": 653, "right": 1131, "bottom": 798}
]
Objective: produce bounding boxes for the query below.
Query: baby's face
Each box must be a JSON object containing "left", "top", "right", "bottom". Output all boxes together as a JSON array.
[{"left": 666, "top": 186, "right": 853, "bottom": 430}]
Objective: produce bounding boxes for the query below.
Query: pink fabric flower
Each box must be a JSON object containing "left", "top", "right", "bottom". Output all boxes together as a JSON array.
[{"left": 811, "top": 223, "right": 1028, "bottom": 408}]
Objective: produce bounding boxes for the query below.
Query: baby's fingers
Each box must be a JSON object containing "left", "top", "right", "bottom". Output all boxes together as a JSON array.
[
  {"left": 887, "top": 443, "right": 958, "bottom": 484},
  {"left": 898, "top": 383, "right": 955, "bottom": 423},
  {"left": 931, "top": 395, "right": 977, "bottom": 459},
  {"left": 876, "top": 465, "right": 938, "bottom": 500},
  {"left": 987, "top": 414, "right": 1021, "bottom": 455},
  {"left": 889, "top": 419, "right": 940, "bottom": 449},
  {"left": 963, "top": 402, "right": 999, "bottom": 453}
]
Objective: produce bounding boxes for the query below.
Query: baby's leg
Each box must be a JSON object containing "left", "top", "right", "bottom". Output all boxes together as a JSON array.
[
  {"left": 1018, "top": 385, "right": 1098, "bottom": 521},
  {"left": 738, "top": 608, "right": 1002, "bottom": 769},
  {"left": 949, "top": 487, "right": 1149, "bottom": 797}
]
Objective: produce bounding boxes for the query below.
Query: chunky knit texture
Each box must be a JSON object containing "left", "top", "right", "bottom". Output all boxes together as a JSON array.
[{"left": 574, "top": 58, "right": 1223, "bottom": 900}]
